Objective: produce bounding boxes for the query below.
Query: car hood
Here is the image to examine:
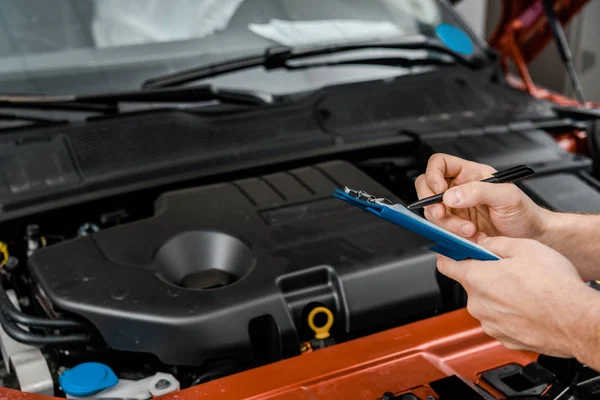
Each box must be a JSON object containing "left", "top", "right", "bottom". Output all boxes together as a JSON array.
[{"left": 488, "top": 0, "right": 589, "bottom": 64}]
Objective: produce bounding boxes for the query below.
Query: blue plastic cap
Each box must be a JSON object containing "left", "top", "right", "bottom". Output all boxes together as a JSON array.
[
  {"left": 435, "top": 23, "right": 475, "bottom": 55},
  {"left": 59, "top": 362, "right": 119, "bottom": 397}
]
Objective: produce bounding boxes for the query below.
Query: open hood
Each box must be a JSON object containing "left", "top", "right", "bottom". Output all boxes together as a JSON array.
[
  {"left": 487, "top": 0, "right": 590, "bottom": 105},
  {"left": 489, "top": 0, "right": 589, "bottom": 64}
]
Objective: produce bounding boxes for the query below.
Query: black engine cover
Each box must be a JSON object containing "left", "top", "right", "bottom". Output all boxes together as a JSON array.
[{"left": 28, "top": 160, "right": 441, "bottom": 366}]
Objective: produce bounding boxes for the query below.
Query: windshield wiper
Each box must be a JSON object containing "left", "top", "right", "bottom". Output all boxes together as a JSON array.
[
  {"left": 0, "top": 112, "right": 66, "bottom": 124},
  {"left": 142, "top": 35, "right": 484, "bottom": 90},
  {"left": 0, "top": 85, "right": 273, "bottom": 114},
  {"left": 0, "top": 112, "right": 68, "bottom": 130},
  {"left": 0, "top": 85, "right": 274, "bottom": 131},
  {"left": 74, "top": 85, "right": 274, "bottom": 106},
  {"left": 280, "top": 50, "right": 457, "bottom": 71}
]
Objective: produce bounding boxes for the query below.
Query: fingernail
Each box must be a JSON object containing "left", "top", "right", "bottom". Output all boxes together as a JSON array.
[
  {"left": 446, "top": 188, "right": 461, "bottom": 206},
  {"left": 478, "top": 237, "right": 491, "bottom": 245},
  {"left": 460, "top": 223, "right": 473, "bottom": 236},
  {"left": 433, "top": 183, "right": 441, "bottom": 194}
]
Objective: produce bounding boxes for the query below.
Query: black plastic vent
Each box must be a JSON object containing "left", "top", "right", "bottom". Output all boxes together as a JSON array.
[
  {"left": 317, "top": 76, "right": 494, "bottom": 136},
  {"left": 68, "top": 110, "right": 326, "bottom": 179}
]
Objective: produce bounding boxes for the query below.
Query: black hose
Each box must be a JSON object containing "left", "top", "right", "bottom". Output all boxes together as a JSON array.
[
  {"left": 0, "top": 310, "right": 90, "bottom": 344},
  {"left": 0, "top": 283, "right": 85, "bottom": 329}
]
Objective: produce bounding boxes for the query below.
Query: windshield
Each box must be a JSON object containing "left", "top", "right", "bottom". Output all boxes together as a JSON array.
[{"left": 0, "top": 0, "right": 481, "bottom": 96}]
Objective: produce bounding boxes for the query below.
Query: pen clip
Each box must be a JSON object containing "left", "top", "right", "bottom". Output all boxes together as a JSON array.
[
  {"left": 492, "top": 165, "right": 535, "bottom": 182},
  {"left": 492, "top": 165, "right": 534, "bottom": 180}
]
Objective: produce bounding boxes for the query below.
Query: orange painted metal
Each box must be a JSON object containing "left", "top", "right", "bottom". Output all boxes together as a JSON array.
[
  {"left": 0, "top": 391, "right": 56, "bottom": 400},
  {"left": 489, "top": 0, "right": 589, "bottom": 64},
  {"left": 504, "top": 74, "right": 600, "bottom": 109},
  {"left": 489, "top": 0, "right": 589, "bottom": 97},
  {"left": 555, "top": 130, "right": 590, "bottom": 154},
  {"left": 159, "top": 309, "right": 534, "bottom": 400},
  {"left": 489, "top": 0, "right": 592, "bottom": 106},
  {"left": 0, "top": 310, "right": 536, "bottom": 400},
  {"left": 488, "top": 0, "right": 598, "bottom": 155}
]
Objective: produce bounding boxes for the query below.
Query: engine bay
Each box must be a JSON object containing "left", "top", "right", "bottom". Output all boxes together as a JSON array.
[
  {"left": 1, "top": 65, "right": 600, "bottom": 397},
  {"left": 1, "top": 157, "right": 455, "bottom": 393},
  {"left": 27, "top": 160, "right": 443, "bottom": 367},
  {"left": 3, "top": 152, "right": 600, "bottom": 396}
]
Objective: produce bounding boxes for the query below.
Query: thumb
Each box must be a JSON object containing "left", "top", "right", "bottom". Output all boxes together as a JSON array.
[
  {"left": 442, "top": 181, "right": 525, "bottom": 210},
  {"left": 477, "top": 236, "right": 533, "bottom": 258}
]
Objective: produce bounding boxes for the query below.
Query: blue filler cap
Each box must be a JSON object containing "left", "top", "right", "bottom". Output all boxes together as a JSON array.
[
  {"left": 435, "top": 23, "right": 474, "bottom": 55},
  {"left": 59, "top": 362, "right": 119, "bottom": 397}
]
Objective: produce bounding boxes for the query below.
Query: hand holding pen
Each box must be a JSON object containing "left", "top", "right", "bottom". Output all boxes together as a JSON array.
[
  {"left": 408, "top": 165, "right": 535, "bottom": 209},
  {"left": 412, "top": 154, "right": 547, "bottom": 241}
]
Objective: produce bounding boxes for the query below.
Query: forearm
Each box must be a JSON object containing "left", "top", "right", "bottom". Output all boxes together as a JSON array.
[
  {"left": 536, "top": 213, "right": 600, "bottom": 369},
  {"left": 568, "top": 286, "right": 600, "bottom": 370},
  {"left": 540, "top": 211, "right": 600, "bottom": 280}
]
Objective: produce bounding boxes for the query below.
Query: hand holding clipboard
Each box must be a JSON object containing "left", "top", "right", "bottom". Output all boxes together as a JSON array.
[{"left": 332, "top": 165, "right": 535, "bottom": 261}]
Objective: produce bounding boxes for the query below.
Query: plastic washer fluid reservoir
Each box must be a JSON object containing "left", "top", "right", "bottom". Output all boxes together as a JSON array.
[
  {"left": 59, "top": 362, "right": 119, "bottom": 397},
  {"left": 435, "top": 23, "right": 474, "bottom": 55}
]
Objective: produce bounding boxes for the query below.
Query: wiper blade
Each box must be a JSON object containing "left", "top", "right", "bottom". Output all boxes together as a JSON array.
[
  {"left": 0, "top": 85, "right": 273, "bottom": 113},
  {"left": 0, "top": 86, "right": 273, "bottom": 131},
  {"left": 0, "top": 112, "right": 66, "bottom": 125},
  {"left": 282, "top": 50, "right": 457, "bottom": 71},
  {"left": 74, "top": 85, "right": 274, "bottom": 106},
  {"left": 0, "top": 112, "right": 68, "bottom": 131},
  {"left": 0, "top": 97, "right": 118, "bottom": 113},
  {"left": 142, "top": 35, "right": 483, "bottom": 90}
]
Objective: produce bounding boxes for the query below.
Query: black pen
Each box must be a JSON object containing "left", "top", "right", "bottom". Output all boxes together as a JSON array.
[{"left": 407, "top": 165, "right": 535, "bottom": 210}]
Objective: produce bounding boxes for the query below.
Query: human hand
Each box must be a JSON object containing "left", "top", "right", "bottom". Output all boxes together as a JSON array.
[
  {"left": 437, "top": 236, "right": 599, "bottom": 358},
  {"left": 415, "top": 154, "right": 549, "bottom": 242}
]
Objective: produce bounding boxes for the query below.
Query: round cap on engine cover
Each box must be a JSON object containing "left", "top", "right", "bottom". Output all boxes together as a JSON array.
[{"left": 59, "top": 362, "right": 119, "bottom": 396}]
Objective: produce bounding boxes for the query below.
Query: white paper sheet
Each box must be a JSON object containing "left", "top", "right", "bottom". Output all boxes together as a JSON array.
[
  {"left": 383, "top": 0, "right": 440, "bottom": 25},
  {"left": 92, "top": 0, "right": 245, "bottom": 48},
  {"left": 248, "top": 19, "right": 403, "bottom": 47}
]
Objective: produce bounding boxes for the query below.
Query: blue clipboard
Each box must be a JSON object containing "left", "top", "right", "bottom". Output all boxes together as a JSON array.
[{"left": 333, "top": 187, "right": 500, "bottom": 261}]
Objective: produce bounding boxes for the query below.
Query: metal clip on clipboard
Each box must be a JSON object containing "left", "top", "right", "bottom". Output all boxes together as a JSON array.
[{"left": 333, "top": 187, "right": 500, "bottom": 261}]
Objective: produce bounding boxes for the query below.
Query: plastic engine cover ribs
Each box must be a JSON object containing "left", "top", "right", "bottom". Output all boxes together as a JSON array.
[{"left": 27, "top": 160, "right": 441, "bottom": 366}]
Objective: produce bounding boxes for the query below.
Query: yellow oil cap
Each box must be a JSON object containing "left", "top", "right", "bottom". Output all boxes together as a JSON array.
[{"left": 307, "top": 306, "right": 334, "bottom": 340}]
